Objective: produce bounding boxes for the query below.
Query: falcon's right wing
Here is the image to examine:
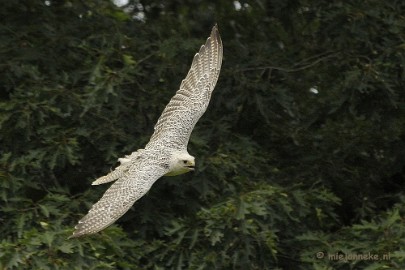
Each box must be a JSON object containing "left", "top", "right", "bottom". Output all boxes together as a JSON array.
[{"left": 69, "top": 162, "right": 168, "bottom": 238}]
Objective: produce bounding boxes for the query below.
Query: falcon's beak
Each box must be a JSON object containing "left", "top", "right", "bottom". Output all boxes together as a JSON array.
[{"left": 186, "top": 160, "right": 195, "bottom": 171}]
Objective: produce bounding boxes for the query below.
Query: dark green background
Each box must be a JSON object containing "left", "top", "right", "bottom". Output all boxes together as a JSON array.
[{"left": 1, "top": 0, "right": 404, "bottom": 269}]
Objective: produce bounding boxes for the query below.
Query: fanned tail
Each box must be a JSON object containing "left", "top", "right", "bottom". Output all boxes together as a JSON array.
[
  {"left": 91, "top": 149, "right": 144, "bottom": 185},
  {"left": 92, "top": 165, "right": 126, "bottom": 185}
]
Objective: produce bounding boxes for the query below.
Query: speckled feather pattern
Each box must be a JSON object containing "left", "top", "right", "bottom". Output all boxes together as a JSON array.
[
  {"left": 70, "top": 25, "right": 223, "bottom": 238},
  {"left": 146, "top": 25, "right": 223, "bottom": 150}
]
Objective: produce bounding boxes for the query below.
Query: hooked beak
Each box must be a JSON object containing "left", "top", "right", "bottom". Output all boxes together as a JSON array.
[{"left": 186, "top": 160, "right": 195, "bottom": 171}]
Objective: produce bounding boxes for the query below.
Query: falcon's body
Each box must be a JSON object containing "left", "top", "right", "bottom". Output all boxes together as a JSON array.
[{"left": 70, "top": 25, "right": 223, "bottom": 238}]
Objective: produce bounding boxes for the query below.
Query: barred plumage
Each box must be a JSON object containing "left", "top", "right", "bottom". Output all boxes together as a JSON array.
[{"left": 70, "top": 25, "right": 223, "bottom": 238}]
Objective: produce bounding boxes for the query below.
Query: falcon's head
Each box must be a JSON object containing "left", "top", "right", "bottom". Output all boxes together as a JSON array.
[{"left": 165, "top": 151, "right": 195, "bottom": 176}]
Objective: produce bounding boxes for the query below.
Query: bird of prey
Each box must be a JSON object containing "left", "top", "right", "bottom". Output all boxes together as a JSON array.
[{"left": 70, "top": 25, "right": 223, "bottom": 238}]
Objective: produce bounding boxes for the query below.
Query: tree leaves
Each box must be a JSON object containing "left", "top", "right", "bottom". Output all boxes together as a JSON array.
[{"left": 1, "top": 0, "right": 405, "bottom": 269}]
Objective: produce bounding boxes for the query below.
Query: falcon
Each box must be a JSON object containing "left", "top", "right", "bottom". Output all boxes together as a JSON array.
[{"left": 70, "top": 25, "right": 223, "bottom": 238}]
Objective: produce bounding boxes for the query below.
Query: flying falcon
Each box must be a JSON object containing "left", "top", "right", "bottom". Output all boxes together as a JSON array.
[{"left": 70, "top": 25, "right": 223, "bottom": 238}]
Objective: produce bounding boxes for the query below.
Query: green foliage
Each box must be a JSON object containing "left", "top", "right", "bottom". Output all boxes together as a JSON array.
[
  {"left": 1, "top": 0, "right": 405, "bottom": 269},
  {"left": 298, "top": 197, "right": 405, "bottom": 269}
]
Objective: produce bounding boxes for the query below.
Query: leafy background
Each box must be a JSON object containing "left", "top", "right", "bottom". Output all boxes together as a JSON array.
[{"left": 1, "top": 0, "right": 404, "bottom": 269}]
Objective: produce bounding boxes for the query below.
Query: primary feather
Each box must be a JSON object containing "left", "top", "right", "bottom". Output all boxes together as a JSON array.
[{"left": 70, "top": 25, "right": 223, "bottom": 238}]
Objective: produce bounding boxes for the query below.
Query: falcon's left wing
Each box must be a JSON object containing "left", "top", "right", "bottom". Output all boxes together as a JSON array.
[{"left": 146, "top": 25, "right": 223, "bottom": 150}]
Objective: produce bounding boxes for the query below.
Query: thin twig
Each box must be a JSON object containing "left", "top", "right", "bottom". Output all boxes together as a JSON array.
[{"left": 240, "top": 52, "right": 339, "bottom": 73}]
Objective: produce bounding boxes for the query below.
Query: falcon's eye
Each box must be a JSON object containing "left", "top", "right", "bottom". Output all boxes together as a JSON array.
[{"left": 182, "top": 160, "right": 188, "bottom": 164}]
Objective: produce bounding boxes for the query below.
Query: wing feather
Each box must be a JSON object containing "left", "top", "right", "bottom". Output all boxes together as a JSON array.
[
  {"left": 70, "top": 25, "right": 222, "bottom": 238},
  {"left": 70, "top": 162, "right": 167, "bottom": 238},
  {"left": 146, "top": 25, "right": 223, "bottom": 150}
]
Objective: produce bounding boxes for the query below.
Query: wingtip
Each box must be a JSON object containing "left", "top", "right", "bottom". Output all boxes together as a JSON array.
[
  {"left": 69, "top": 223, "right": 93, "bottom": 239},
  {"left": 211, "top": 24, "right": 222, "bottom": 46},
  {"left": 68, "top": 232, "right": 87, "bottom": 239},
  {"left": 91, "top": 177, "right": 105, "bottom": 185},
  {"left": 212, "top": 23, "right": 219, "bottom": 35},
  {"left": 68, "top": 223, "right": 84, "bottom": 239},
  {"left": 68, "top": 230, "right": 82, "bottom": 239},
  {"left": 67, "top": 234, "right": 77, "bottom": 239}
]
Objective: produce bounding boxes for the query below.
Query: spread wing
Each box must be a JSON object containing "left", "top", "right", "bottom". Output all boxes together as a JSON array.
[
  {"left": 146, "top": 25, "right": 223, "bottom": 150},
  {"left": 69, "top": 162, "right": 168, "bottom": 238}
]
